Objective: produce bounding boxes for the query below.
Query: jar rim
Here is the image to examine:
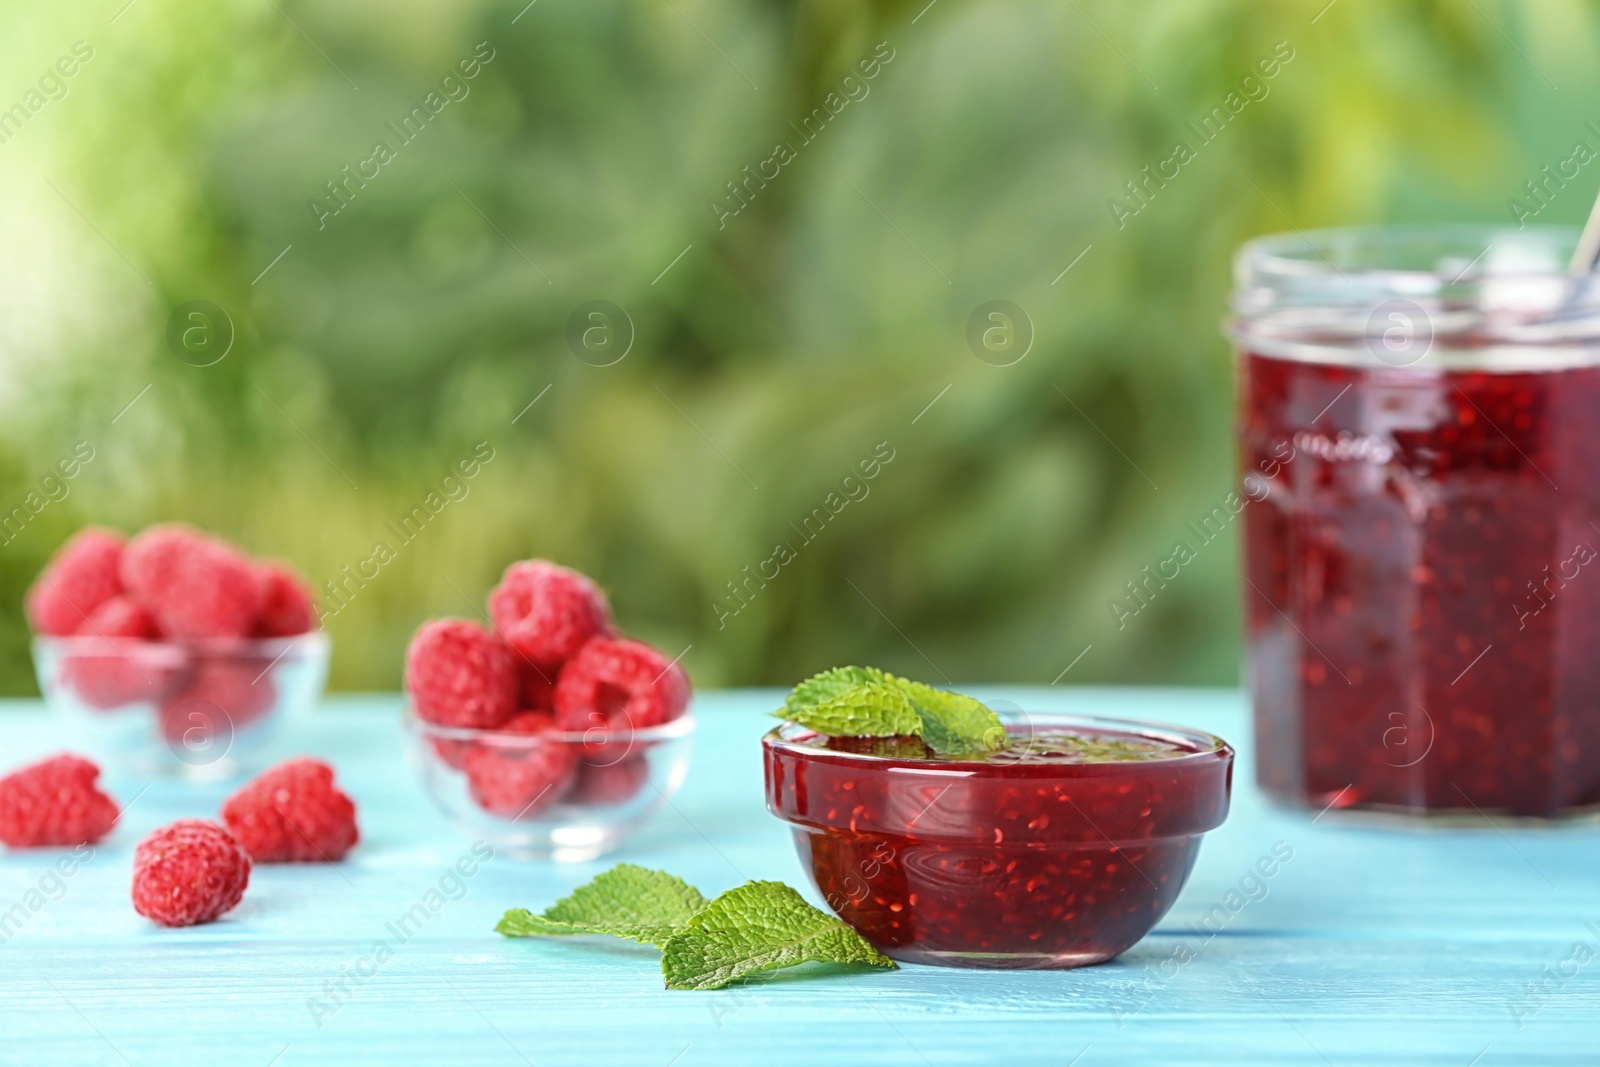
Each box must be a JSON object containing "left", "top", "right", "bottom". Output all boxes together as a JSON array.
[
  {"left": 1230, "top": 225, "right": 1600, "bottom": 370},
  {"left": 1236, "top": 224, "right": 1582, "bottom": 286}
]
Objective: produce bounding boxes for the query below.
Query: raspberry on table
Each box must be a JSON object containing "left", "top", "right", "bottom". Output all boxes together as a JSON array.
[
  {"left": 253, "top": 562, "right": 316, "bottom": 637},
  {"left": 487, "top": 561, "right": 614, "bottom": 667},
  {"left": 567, "top": 753, "right": 651, "bottom": 807},
  {"left": 158, "top": 657, "right": 277, "bottom": 745},
  {"left": 0, "top": 754, "right": 119, "bottom": 848},
  {"left": 462, "top": 711, "right": 578, "bottom": 818},
  {"left": 131, "top": 819, "right": 251, "bottom": 927},
  {"left": 405, "top": 618, "right": 518, "bottom": 729},
  {"left": 221, "top": 757, "right": 358, "bottom": 863},
  {"left": 121, "top": 525, "right": 261, "bottom": 640},
  {"left": 553, "top": 637, "right": 690, "bottom": 733},
  {"left": 26, "top": 528, "right": 126, "bottom": 636}
]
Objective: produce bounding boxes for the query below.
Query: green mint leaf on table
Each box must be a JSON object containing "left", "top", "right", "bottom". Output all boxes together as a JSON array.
[
  {"left": 496, "top": 866, "right": 897, "bottom": 990},
  {"left": 660, "top": 881, "right": 897, "bottom": 991},
  {"left": 495, "top": 864, "right": 707, "bottom": 947},
  {"left": 777, "top": 666, "right": 1006, "bottom": 757}
]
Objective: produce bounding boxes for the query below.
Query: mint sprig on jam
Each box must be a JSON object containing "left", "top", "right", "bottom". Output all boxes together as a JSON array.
[
  {"left": 776, "top": 665, "right": 1006, "bottom": 758},
  {"left": 496, "top": 864, "right": 896, "bottom": 990}
]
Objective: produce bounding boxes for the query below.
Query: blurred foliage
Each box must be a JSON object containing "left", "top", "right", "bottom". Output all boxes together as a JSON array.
[{"left": 0, "top": 0, "right": 1596, "bottom": 694}]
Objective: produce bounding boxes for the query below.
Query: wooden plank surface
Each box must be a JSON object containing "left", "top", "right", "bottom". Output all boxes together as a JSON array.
[{"left": 1, "top": 687, "right": 1596, "bottom": 1066}]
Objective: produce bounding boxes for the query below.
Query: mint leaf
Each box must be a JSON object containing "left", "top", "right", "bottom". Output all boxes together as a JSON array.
[
  {"left": 776, "top": 666, "right": 1006, "bottom": 757},
  {"left": 496, "top": 908, "right": 583, "bottom": 938},
  {"left": 660, "top": 881, "right": 897, "bottom": 990},
  {"left": 778, "top": 680, "right": 921, "bottom": 739},
  {"left": 495, "top": 864, "right": 708, "bottom": 947},
  {"left": 780, "top": 666, "right": 890, "bottom": 718},
  {"left": 899, "top": 680, "right": 1005, "bottom": 757},
  {"left": 496, "top": 866, "right": 900, "bottom": 992}
]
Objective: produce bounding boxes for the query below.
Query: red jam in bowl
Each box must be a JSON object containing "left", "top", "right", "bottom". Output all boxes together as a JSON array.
[{"left": 763, "top": 715, "right": 1233, "bottom": 969}]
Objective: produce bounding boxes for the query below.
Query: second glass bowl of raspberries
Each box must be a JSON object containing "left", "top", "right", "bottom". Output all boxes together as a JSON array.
[
  {"left": 402, "top": 709, "right": 696, "bottom": 861},
  {"left": 401, "top": 559, "right": 695, "bottom": 859}
]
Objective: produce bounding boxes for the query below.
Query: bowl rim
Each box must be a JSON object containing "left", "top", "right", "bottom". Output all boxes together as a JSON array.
[
  {"left": 402, "top": 706, "right": 697, "bottom": 744},
  {"left": 32, "top": 630, "right": 330, "bottom": 657},
  {"left": 762, "top": 710, "right": 1232, "bottom": 775}
]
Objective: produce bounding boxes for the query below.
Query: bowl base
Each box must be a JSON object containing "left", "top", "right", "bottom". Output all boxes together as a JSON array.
[
  {"left": 494, "top": 842, "right": 615, "bottom": 863},
  {"left": 476, "top": 820, "right": 643, "bottom": 862},
  {"left": 147, "top": 756, "right": 242, "bottom": 782},
  {"left": 880, "top": 947, "right": 1119, "bottom": 970}
]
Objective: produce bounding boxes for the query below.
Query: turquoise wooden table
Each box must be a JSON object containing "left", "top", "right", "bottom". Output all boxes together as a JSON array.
[{"left": 1, "top": 687, "right": 1596, "bottom": 1066}]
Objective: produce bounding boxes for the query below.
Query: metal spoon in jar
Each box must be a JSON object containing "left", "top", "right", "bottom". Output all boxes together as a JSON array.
[{"left": 1569, "top": 187, "right": 1600, "bottom": 273}]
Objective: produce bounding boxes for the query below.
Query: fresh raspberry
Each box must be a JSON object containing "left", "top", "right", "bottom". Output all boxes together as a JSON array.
[
  {"left": 429, "top": 736, "right": 472, "bottom": 770},
  {"left": 131, "top": 820, "right": 251, "bottom": 927},
  {"left": 432, "top": 668, "right": 550, "bottom": 767},
  {"left": 253, "top": 562, "right": 316, "bottom": 637},
  {"left": 75, "top": 596, "right": 160, "bottom": 639},
  {"left": 553, "top": 637, "right": 690, "bottom": 732},
  {"left": 487, "top": 561, "right": 614, "bottom": 667},
  {"left": 404, "top": 618, "right": 517, "bottom": 729},
  {"left": 0, "top": 755, "right": 119, "bottom": 848},
  {"left": 60, "top": 641, "right": 189, "bottom": 712},
  {"left": 517, "top": 660, "right": 556, "bottom": 711},
  {"left": 503, "top": 710, "right": 558, "bottom": 734},
  {"left": 121, "top": 525, "right": 260, "bottom": 640},
  {"left": 158, "top": 657, "right": 277, "bottom": 745},
  {"left": 462, "top": 711, "right": 578, "bottom": 818},
  {"left": 221, "top": 758, "right": 358, "bottom": 863},
  {"left": 26, "top": 528, "right": 125, "bottom": 636},
  {"left": 60, "top": 597, "right": 180, "bottom": 710},
  {"left": 567, "top": 754, "right": 651, "bottom": 807}
]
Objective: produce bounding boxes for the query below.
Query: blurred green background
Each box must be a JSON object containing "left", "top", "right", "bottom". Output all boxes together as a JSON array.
[{"left": 0, "top": 0, "right": 1591, "bottom": 694}]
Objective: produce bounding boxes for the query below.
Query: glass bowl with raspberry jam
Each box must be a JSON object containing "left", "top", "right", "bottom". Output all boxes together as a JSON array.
[
  {"left": 403, "top": 711, "right": 695, "bottom": 861},
  {"left": 763, "top": 714, "right": 1233, "bottom": 968},
  {"left": 1233, "top": 225, "right": 1600, "bottom": 819}
]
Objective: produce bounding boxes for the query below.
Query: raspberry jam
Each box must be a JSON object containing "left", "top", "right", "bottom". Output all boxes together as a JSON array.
[
  {"left": 1233, "top": 225, "right": 1600, "bottom": 818},
  {"left": 1240, "top": 353, "right": 1600, "bottom": 816},
  {"left": 763, "top": 715, "right": 1233, "bottom": 968}
]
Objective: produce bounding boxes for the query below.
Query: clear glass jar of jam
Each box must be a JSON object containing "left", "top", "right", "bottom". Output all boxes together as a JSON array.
[{"left": 1231, "top": 225, "right": 1600, "bottom": 818}]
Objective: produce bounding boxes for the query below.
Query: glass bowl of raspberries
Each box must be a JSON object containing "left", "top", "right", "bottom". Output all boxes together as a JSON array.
[
  {"left": 28, "top": 525, "right": 328, "bottom": 780},
  {"left": 401, "top": 560, "right": 694, "bottom": 861}
]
